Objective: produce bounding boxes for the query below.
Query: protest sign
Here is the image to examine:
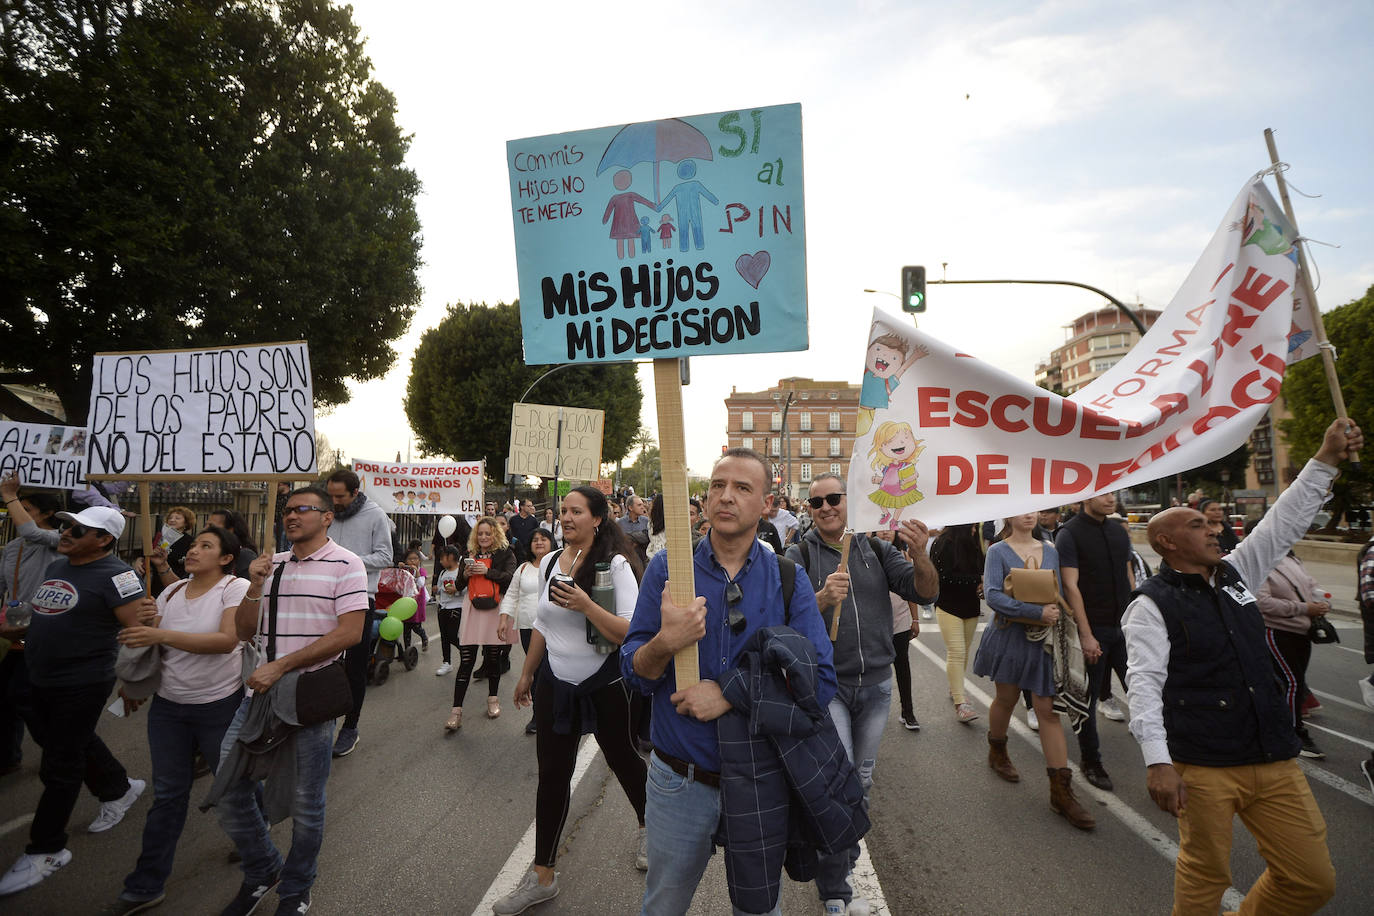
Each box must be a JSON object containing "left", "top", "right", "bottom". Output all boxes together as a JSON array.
[
  {"left": 508, "top": 403, "right": 604, "bottom": 481},
  {"left": 848, "top": 180, "right": 1298, "bottom": 530},
  {"left": 353, "top": 459, "right": 485, "bottom": 516},
  {"left": 86, "top": 341, "right": 317, "bottom": 479},
  {"left": 0, "top": 422, "right": 87, "bottom": 489},
  {"left": 507, "top": 103, "right": 808, "bottom": 364}
]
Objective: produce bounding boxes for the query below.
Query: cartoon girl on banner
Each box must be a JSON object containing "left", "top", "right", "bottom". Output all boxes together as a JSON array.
[
  {"left": 868, "top": 421, "right": 925, "bottom": 529},
  {"left": 857, "top": 330, "right": 928, "bottom": 435}
]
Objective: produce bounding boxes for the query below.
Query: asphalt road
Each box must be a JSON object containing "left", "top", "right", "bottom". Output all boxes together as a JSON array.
[{"left": 2, "top": 547, "right": 1371, "bottom": 915}]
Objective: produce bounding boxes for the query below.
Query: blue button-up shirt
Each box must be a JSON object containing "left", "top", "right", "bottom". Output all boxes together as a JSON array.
[{"left": 621, "top": 535, "right": 836, "bottom": 772}]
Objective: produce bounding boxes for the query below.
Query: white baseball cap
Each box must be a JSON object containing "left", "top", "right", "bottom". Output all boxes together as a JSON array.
[{"left": 55, "top": 506, "right": 127, "bottom": 539}]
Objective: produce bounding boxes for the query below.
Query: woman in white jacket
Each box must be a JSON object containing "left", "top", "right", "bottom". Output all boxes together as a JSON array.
[{"left": 498, "top": 528, "right": 555, "bottom": 735}]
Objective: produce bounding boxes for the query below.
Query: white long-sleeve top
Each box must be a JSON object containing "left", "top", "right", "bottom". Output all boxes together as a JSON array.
[
  {"left": 1122, "top": 458, "right": 1338, "bottom": 767},
  {"left": 498, "top": 561, "right": 542, "bottom": 630}
]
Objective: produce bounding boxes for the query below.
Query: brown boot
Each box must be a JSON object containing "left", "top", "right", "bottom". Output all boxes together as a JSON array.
[
  {"left": 1049, "top": 767, "right": 1096, "bottom": 830},
  {"left": 987, "top": 736, "right": 1020, "bottom": 783}
]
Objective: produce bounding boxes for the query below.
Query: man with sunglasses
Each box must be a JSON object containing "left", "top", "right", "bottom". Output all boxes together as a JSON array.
[
  {"left": 0, "top": 505, "right": 154, "bottom": 897},
  {"left": 623, "top": 448, "right": 835, "bottom": 915},
  {"left": 787, "top": 472, "right": 938, "bottom": 916}
]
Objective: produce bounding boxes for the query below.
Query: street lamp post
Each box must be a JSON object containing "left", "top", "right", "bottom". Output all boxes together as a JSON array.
[{"left": 780, "top": 390, "right": 795, "bottom": 500}]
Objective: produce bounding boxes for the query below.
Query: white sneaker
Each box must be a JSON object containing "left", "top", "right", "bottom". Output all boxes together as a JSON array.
[
  {"left": 1026, "top": 708, "right": 1039, "bottom": 731},
  {"left": 89, "top": 778, "right": 146, "bottom": 833},
  {"left": 435, "top": 662, "right": 453, "bottom": 676},
  {"left": 1099, "top": 696, "right": 1127, "bottom": 722},
  {"left": 492, "top": 869, "right": 558, "bottom": 915},
  {"left": 0, "top": 849, "right": 71, "bottom": 896},
  {"left": 1360, "top": 678, "right": 1374, "bottom": 711},
  {"left": 635, "top": 826, "right": 648, "bottom": 871},
  {"left": 823, "top": 901, "right": 846, "bottom": 916}
]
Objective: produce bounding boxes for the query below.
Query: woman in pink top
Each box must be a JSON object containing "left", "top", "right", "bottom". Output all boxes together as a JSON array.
[{"left": 109, "top": 526, "right": 249, "bottom": 910}]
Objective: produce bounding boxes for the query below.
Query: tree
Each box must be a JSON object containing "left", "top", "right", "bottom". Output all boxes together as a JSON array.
[
  {"left": 1279, "top": 286, "right": 1373, "bottom": 528},
  {"left": 0, "top": 1, "right": 422, "bottom": 424},
  {"left": 405, "top": 301, "right": 642, "bottom": 470}
]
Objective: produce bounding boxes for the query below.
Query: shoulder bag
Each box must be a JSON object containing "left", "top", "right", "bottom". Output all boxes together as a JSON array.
[
  {"left": 996, "top": 553, "right": 1061, "bottom": 635},
  {"left": 266, "top": 561, "right": 354, "bottom": 726}
]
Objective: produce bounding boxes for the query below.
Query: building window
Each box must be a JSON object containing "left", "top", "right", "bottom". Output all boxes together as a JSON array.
[
  {"left": 829, "top": 438, "right": 841, "bottom": 457},
  {"left": 741, "top": 437, "right": 753, "bottom": 451},
  {"left": 771, "top": 411, "right": 782, "bottom": 431},
  {"left": 800, "top": 463, "right": 812, "bottom": 482},
  {"left": 800, "top": 437, "right": 812, "bottom": 456},
  {"left": 799, "top": 411, "right": 812, "bottom": 431},
  {"left": 741, "top": 412, "right": 753, "bottom": 432},
  {"left": 800, "top": 391, "right": 810, "bottom": 400},
  {"left": 828, "top": 412, "right": 841, "bottom": 431},
  {"left": 829, "top": 463, "right": 843, "bottom": 477},
  {"left": 1092, "top": 358, "right": 1118, "bottom": 373},
  {"left": 769, "top": 437, "right": 780, "bottom": 456}
]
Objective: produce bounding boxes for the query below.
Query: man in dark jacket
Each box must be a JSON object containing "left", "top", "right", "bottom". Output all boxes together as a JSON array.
[
  {"left": 1124, "top": 419, "right": 1359, "bottom": 915},
  {"left": 786, "top": 472, "right": 936, "bottom": 915}
]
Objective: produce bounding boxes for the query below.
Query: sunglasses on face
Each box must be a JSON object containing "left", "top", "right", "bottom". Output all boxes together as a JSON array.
[
  {"left": 726, "top": 580, "right": 746, "bottom": 634},
  {"left": 59, "top": 522, "right": 102, "bottom": 539},
  {"left": 282, "top": 505, "right": 328, "bottom": 517},
  {"left": 807, "top": 493, "right": 844, "bottom": 509}
]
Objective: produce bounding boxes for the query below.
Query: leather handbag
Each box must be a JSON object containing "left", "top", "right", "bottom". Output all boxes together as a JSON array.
[{"left": 997, "top": 554, "right": 1059, "bottom": 629}]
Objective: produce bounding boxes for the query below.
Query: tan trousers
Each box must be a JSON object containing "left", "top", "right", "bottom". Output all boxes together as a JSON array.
[
  {"left": 936, "top": 610, "right": 978, "bottom": 704},
  {"left": 1172, "top": 758, "right": 1334, "bottom": 916}
]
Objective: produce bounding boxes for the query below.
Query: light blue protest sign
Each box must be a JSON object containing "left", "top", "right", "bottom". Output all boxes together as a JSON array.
[{"left": 507, "top": 103, "right": 808, "bottom": 364}]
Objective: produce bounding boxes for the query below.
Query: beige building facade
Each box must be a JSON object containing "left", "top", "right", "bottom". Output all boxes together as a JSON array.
[{"left": 723, "top": 377, "right": 861, "bottom": 501}]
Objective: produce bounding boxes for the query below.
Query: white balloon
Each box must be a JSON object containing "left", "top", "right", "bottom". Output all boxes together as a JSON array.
[{"left": 437, "top": 515, "right": 457, "bottom": 538}]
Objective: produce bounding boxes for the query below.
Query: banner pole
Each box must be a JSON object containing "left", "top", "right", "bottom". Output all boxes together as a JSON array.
[
  {"left": 1263, "top": 128, "right": 1360, "bottom": 468},
  {"left": 139, "top": 483, "right": 155, "bottom": 593},
  {"left": 653, "top": 358, "right": 699, "bottom": 687}
]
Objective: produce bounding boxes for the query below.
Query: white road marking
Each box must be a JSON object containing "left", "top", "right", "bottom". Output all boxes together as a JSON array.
[
  {"left": 472, "top": 736, "right": 600, "bottom": 916},
  {"left": 908, "top": 636, "right": 1245, "bottom": 912},
  {"left": 850, "top": 839, "right": 889, "bottom": 914},
  {"left": 0, "top": 814, "right": 33, "bottom": 838},
  {"left": 1308, "top": 687, "right": 1370, "bottom": 712},
  {"left": 1305, "top": 721, "right": 1374, "bottom": 751},
  {"left": 1297, "top": 758, "right": 1374, "bottom": 805}
]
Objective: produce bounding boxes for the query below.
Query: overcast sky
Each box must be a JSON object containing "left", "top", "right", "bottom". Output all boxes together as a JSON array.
[{"left": 316, "top": 0, "right": 1374, "bottom": 477}]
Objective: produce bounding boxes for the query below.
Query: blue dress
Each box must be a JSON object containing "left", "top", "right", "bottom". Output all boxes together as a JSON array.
[{"left": 971, "top": 540, "right": 1058, "bottom": 696}]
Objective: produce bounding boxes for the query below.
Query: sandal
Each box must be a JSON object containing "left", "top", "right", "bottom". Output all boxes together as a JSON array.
[
  {"left": 445, "top": 710, "right": 462, "bottom": 732},
  {"left": 486, "top": 697, "right": 501, "bottom": 719}
]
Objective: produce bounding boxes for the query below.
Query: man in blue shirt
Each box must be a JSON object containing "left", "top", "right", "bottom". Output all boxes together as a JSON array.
[{"left": 622, "top": 448, "right": 835, "bottom": 916}]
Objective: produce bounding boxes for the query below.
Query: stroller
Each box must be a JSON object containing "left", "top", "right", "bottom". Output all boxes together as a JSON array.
[{"left": 368, "top": 565, "right": 420, "bottom": 686}]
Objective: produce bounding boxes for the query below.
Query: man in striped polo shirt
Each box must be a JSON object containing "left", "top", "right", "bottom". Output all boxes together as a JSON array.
[{"left": 215, "top": 485, "right": 368, "bottom": 916}]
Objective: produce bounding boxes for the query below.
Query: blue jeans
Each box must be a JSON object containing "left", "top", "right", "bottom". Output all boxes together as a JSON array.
[
  {"left": 642, "top": 752, "right": 780, "bottom": 916},
  {"left": 1078, "top": 624, "right": 1125, "bottom": 766},
  {"left": 215, "top": 695, "right": 335, "bottom": 897},
  {"left": 815, "top": 678, "right": 891, "bottom": 902},
  {"left": 123, "top": 690, "right": 242, "bottom": 899}
]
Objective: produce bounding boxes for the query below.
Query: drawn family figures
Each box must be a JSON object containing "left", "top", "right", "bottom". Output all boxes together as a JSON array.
[
  {"left": 858, "top": 333, "right": 928, "bottom": 435},
  {"left": 602, "top": 170, "right": 655, "bottom": 260},
  {"left": 868, "top": 420, "right": 925, "bottom": 529},
  {"left": 658, "top": 214, "right": 675, "bottom": 248},
  {"left": 657, "top": 160, "right": 717, "bottom": 252}
]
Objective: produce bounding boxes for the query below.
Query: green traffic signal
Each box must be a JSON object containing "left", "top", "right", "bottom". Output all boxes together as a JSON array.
[{"left": 901, "top": 265, "right": 926, "bottom": 313}]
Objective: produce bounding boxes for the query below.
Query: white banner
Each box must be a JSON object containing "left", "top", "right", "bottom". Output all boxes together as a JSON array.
[
  {"left": 0, "top": 422, "right": 87, "bottom": 489},
  {"left": 507, "top": 403, "right": 605, "bottom": 481},
  {"left": 848, "top": 179, "right": 1297, "bottom": 530},
  {"left": 353, "top": 459, "right": 485, "bottom": 515},
  {"left": 86, "top": 342, "right": 317, "bottom": 478}
]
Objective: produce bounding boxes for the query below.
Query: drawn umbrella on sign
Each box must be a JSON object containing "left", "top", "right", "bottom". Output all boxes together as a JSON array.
[{"left": 596, "top": 118, "right": 714, "bottom": 204}]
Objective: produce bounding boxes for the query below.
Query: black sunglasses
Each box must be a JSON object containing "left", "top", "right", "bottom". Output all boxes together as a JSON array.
[
  {"left": 726, "top": 580, "right": 746, "bottom": 634},
  {"left": 59, "top": 522, "right": 101, "bottom": 539},
  {"left": 282, "top": 505, "right": 329, "bottom": 517},
  {"left": 807, "top": 493, "right": 844, "bottom": 509}
]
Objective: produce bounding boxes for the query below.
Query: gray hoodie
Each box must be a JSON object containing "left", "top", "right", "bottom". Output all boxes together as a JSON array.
[
  {"left": 326, "top": 494, "right": 393, "bottom": 595},
  {"left": 787, "top": 531, "right": 935, "bottom": 687}
]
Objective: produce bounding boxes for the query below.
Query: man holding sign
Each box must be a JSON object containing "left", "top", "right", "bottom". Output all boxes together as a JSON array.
[{"left": 622, "top": 448, "right": 836, "bottom": 915}]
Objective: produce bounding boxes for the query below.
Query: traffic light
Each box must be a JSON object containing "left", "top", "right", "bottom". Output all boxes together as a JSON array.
[{"left": 901, "top": 265, "right": 926, "bottom": 312}]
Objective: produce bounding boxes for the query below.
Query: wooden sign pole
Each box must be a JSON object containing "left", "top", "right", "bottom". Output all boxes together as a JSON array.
[
  {"left": 139, "top": 483, "right": 155, "bottom": 593},
  {"left": 827, "top": 530, "right": 853, "bottom": 642},
  {"left": 653, "top": 358, "right": 699, "bottom": 687},
  {"left": 1263, "top": 129, "right": 1360, "bottom": 468}
]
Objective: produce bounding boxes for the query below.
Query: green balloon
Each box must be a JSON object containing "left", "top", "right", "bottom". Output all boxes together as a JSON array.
[
  {"left": 378, "top": 616, "right": 404, "bottom": 642},
  {"left": 387, "top": 597, "right": 418, "bottom": 621}
]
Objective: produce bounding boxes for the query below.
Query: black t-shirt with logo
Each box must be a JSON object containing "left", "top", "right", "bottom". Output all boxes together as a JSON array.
[{"left": 26, "top": 554, "right": 146, "bottom": 688}]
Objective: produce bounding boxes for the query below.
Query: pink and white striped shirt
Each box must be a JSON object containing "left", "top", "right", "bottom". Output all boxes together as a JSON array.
[{"left": 255, "top": 538, "right": 369, "bottom": 670}]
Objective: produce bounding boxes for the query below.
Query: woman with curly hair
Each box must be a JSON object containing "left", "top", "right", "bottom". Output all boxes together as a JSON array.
[{"left": 445, "top": 517, "right": 516, "bottom": 731}]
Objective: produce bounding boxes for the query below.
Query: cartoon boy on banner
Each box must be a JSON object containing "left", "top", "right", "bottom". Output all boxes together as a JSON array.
[{"left": 857, "top": 330, "right": 927, "bottom": 435}]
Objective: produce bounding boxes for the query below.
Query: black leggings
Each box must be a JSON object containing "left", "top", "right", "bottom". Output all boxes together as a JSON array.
[
  {"left": 533, "top": 672, "right": 646, "bottom": 867},
  {"left": 891, "top": 631, "right": 915, "bottom": 717},
  {"left": 1266, "top": 627, "right": 1312, "bottom": 729},
  {"left": 453, "top": 644, "right": 508, "bottom": 707},
  {"left": 436, "top": 607, "right": 461, "bottom": 664},
  {"left": 402, "top": 618, "right": 428, "bottom": 650}
]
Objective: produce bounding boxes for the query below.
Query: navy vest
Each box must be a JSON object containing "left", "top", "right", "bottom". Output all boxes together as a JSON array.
[{"left": 1135, "top": 561, "right": 1300, "bottom": 766}]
